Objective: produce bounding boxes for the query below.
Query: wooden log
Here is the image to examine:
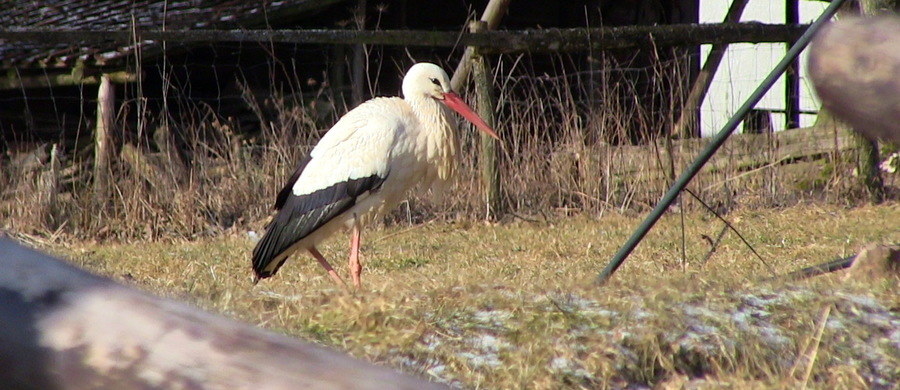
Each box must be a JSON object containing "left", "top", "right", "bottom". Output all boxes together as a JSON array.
[
  {"left": 0, "top": 238, "right": 446, "bottom": 389},
  {"left": 808, "top": 17, "right": 900, "bottom": 144},
  {"left": 470, "top": 21, "right": 502, "bottom": 219},
  {"left": 843, "top": 244, "right": 900, "bottom": 280},
  {"left": 773, "top": 243, "right": 900, "bottom": 281}
]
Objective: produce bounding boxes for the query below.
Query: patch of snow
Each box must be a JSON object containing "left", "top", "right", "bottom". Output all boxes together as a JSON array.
[
  {"left": 731, "top": 310, "right": 752, "bottom": 331},
  {"left": 889, "top": 328, "right": 900, "bottom": 351},
  {"left": 427, "top": 364, "right": 447, "bottom": 378},
  {"left": 683, "top": 304, "right": 723, "bottom": 320},
  {"left": 742, "top": 293, "right": 784, "bottom": 308},
  {"left": 549, "top": 357, "right": 572, "bottom": 371},
  {"left": 471, "top": 334, "right": 509, "bottom": 352},
  {"left": 549, "top": 357, "right": 594, "bottom": 380},
  {"left": 457, "top": 351, "right": 502, "bottom": 368},
  {"left": 540, "top": 293, "right": 617, "bottom": 318},
  {"left": 880, "top": 151, "right": 899, "bottom": 173},
  {"left": 835, "top": 292, "right": 882, "bottom": 312},
  {"left": 757, "top": 326, "right": 790, "bottom": 347},
  {"left": 421, "top": 334, "right": 443, "bottom": 352},
  {"left": 473, "top": 309, "right": 512, "bottom": 325},
  {"left": 631, "top": 308, "right": 654, "bottom": 321}
]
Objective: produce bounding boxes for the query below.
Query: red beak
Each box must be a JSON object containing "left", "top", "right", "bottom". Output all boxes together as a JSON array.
[{"left": 441, "top": 92, "right": 500, "bottom": 140}]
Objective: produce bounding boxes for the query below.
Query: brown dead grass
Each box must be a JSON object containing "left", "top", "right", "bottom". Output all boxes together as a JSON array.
[
  {"left": 5, "top": 49, "right": 894, "bottom": 241},
  {"left": 47, "top": 202, "right": 900, "bottom": 389}
]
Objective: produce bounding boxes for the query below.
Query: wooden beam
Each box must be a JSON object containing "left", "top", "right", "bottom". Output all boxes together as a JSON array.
[
  {"left": 450, "top": 0, "right": 510, "bottom": 92},
  {"left": 673, "top": 0, "right": 750, "bottom": 138},
  {"left": 0, "top": 23, "right": 810, "bottom": 56},
  {"left": 351, "top": 0, "right": 367, "bottom": 106},
  {"left": 0, "top": 238, "right": 446, "bottom": 389},
  {"left": 0, "top": 70, "right": 136, "bottom": 89}
]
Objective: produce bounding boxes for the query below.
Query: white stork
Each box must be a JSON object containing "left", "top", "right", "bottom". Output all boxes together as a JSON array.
[{"left": 252, "top": 62, "right": 498, "bottom": 287}]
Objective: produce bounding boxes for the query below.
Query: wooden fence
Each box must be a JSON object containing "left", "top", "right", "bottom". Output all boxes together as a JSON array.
[{"left": 549, "top": 125, "right": 857, "bottom": 197}]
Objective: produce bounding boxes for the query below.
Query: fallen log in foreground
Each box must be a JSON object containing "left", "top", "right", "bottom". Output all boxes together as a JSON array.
[
  {"left": 808, "top": 16, "right": 900, "bottom": 144},
  {"left": 0, "top": 238, "right": 445, "bottom": 389},
  {"left": 774, "top": 243, "right": 899, "bottom": 282}
]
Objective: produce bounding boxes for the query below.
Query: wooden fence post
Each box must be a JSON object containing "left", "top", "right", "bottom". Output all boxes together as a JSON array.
[
  {"left": 673, "top": 0, "right": 749, "bottom": 138},
  {"left": 470, "top": 21, "right": 501, "bottom": 220},
  {"left": 351, "top": 0, "right": 367, "bottom": 107},
  {"left": 93, "top": 73, "right": 115, "bottom": 200}
]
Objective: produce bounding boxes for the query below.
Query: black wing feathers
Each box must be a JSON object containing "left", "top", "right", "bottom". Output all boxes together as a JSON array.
[
  {"left": 252, "top": 172, "right": 387, "bottom": 279},
  {"left": 275, "top": 156, "right": 311, "bottom": 210}
]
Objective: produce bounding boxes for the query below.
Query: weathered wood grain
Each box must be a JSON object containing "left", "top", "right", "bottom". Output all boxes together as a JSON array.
[
  {"left": 0, "top": 238, "right": 446, "bottom": 390},
  {"left": 0, "top": 22, "right": 808, "bottom": 57}
]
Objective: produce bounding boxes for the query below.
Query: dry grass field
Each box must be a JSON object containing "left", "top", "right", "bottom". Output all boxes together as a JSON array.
[{"left": 39, "top": 202, "right": 899, "bottom": 389}]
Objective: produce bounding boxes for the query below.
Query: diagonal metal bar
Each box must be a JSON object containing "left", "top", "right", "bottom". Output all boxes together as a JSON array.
[{"left": 596, "top": 0, "right": 848, "bottom": 285}]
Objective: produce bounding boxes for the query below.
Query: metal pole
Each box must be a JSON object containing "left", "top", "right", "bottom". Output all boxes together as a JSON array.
[{"left": 596, "top": 0, "right": 847, "bottom": 285}]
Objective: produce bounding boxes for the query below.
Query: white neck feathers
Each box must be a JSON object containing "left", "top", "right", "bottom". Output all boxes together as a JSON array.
[{"left": 406, "top": 96, "right": 459, "bottom": 182}]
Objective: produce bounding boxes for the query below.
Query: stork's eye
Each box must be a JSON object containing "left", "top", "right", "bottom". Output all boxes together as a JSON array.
[{"left": 430, "top": 78, "right": 441, "bottom": 86}]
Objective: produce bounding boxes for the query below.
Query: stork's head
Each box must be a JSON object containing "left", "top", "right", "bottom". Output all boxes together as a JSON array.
[{"left": 402, "top": 63, "right": 499, "bottom": 140}]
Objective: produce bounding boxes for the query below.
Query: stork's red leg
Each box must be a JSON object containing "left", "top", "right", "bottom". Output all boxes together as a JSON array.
[
  {"left": 349, "top": 225, "right": 362, "bottom": 288},
  {"left": 308, "top": 247, "right": 348, "bottom": 288}
]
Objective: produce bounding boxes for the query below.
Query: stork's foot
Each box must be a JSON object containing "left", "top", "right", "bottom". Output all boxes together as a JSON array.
[{"left": 309, "top": 247, "right": 349, "bottom": 289}]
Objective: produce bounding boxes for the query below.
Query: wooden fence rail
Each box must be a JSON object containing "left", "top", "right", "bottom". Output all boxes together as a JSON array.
[
  {"left": 0, "top": 22, "right": 807, "bottom": 57},
  {"left": 550, "top": 126, "right": 856, "bottom": 192}
]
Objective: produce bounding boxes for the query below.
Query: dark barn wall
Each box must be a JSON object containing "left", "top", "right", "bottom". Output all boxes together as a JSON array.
[{"left": 0, "top": 0, "right": 700, "bottom": 156}]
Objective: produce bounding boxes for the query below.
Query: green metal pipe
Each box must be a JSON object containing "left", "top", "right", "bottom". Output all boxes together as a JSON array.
[{"left": 596, "top": 0, "right": 848, "bottom": 285}]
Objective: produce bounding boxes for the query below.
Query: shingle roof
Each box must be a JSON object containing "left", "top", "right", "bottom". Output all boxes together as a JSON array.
[{"left": 0, "top": 0, "right": 346, "bottom": 70}]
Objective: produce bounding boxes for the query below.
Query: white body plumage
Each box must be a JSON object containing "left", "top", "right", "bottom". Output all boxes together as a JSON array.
[
  {"left": 252, "top": 63, "right": 497, "bottom": 284},
  {"left": 285, "top": 96, "right": 457, "bottom": 254}
]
